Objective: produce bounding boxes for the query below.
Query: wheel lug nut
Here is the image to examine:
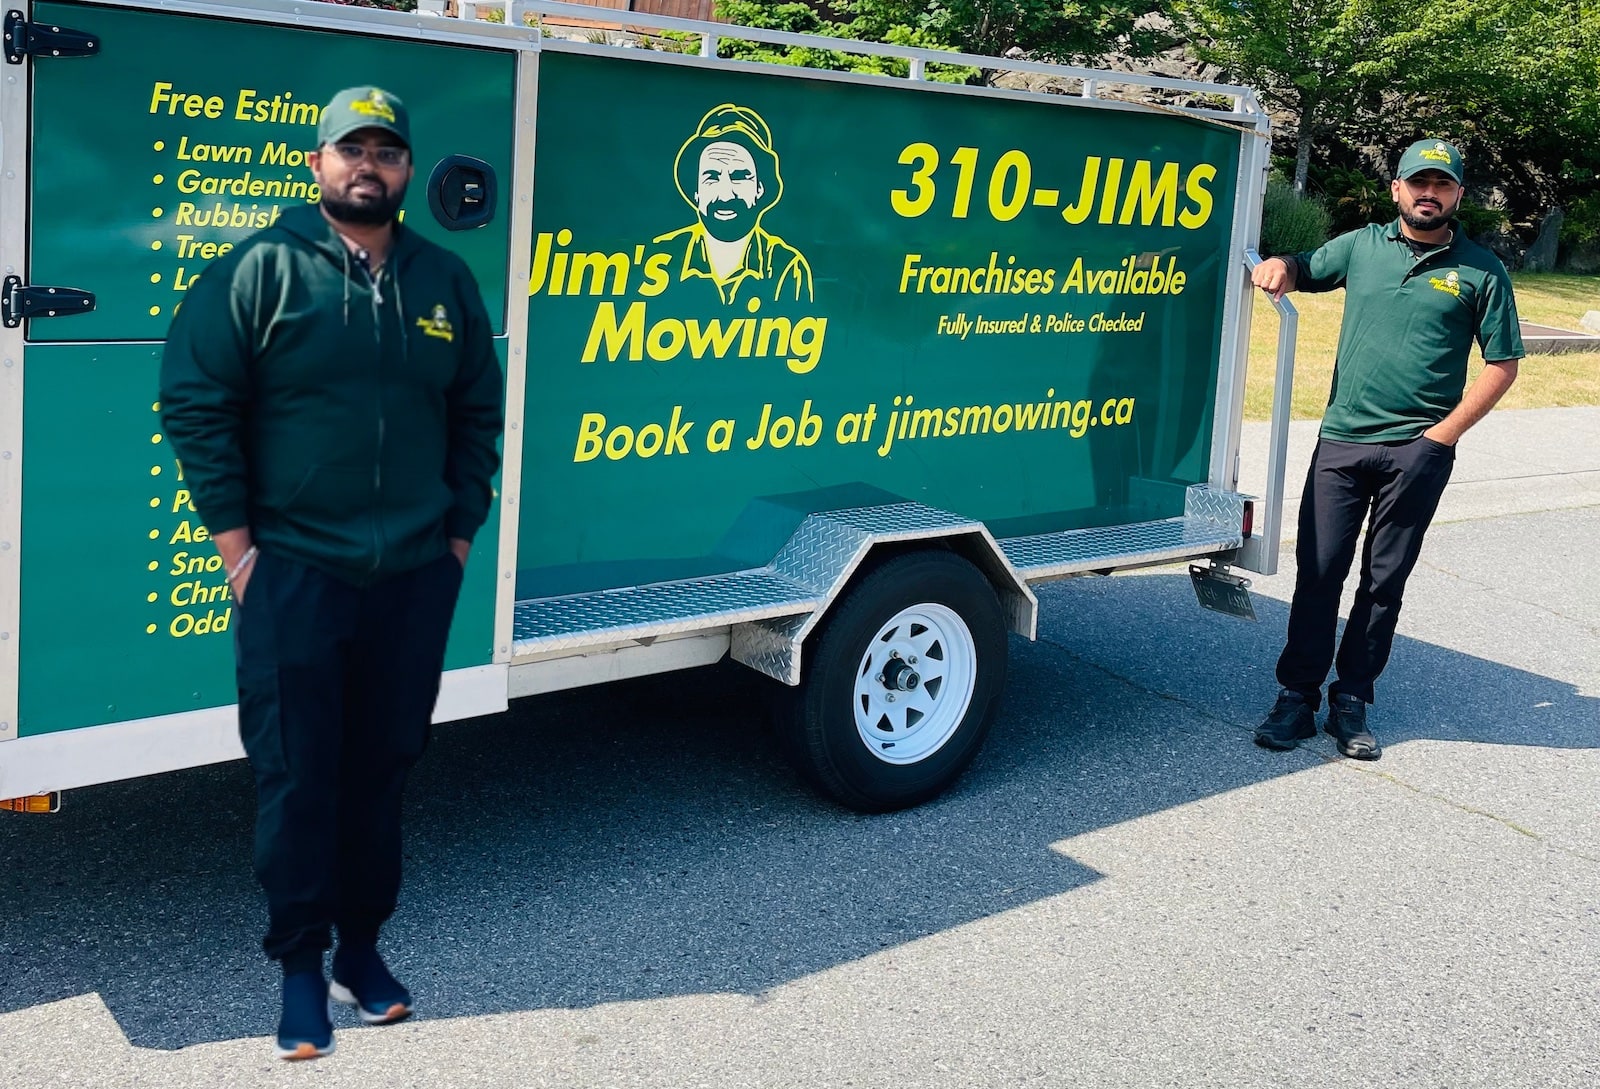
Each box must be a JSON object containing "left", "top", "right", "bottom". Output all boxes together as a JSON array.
[{"left": 886, "top": 693, "right": 896, "bottom": 702}]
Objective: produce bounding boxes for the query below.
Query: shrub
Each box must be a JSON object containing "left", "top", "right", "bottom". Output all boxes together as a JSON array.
[
  {"left": 1260, "top": 177, "right": 1331, "bottom": 257},
  {"left": 1320, "top": 166, "right": 1396, "bottom": 234},
  {"left": 1454, "top": 202, "right": 1508, "bottom": 239},
  {"left": 1559, "top": 193, "right": 1600, "bottom": 247}
]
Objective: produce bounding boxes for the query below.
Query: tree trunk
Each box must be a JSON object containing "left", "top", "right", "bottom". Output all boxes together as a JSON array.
[{"left": 1293, "top": 107, "right": 1315, "bottom": 196}]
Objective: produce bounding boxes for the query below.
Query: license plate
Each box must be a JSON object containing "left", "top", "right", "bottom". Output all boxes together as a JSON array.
[{"left": 1189, "top": 565, "right": 1257, "bottom": 621}]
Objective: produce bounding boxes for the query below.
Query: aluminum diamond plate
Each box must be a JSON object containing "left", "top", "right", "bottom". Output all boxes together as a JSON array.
[
  {"left": 1185, "top": 484, "right": 1250, "bottom": 529},
  {"left": 735, "top": 503, "right": 1035, "bottom": 684},
  {"left": 730, "top": 613, "right": 810, "bottom": 685},
  {"left": 515, "top": 502, "right": 1225, "bottom": 671},
  {"left": 513, "top": 570, "right": 821, "bottom": 655},
  {"left": 1000, "top": 515, "right": 1242, "bottom": 581}
]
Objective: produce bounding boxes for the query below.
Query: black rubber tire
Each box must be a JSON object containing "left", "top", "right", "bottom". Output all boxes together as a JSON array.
[{"left": 778, "top": 550, "right": 1008, "bottom": 813}]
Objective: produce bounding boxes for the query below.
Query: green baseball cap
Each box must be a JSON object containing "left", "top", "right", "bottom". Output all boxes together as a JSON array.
[
  {"left": 317, "top": 86, "right": 410, "bottom": 149},
  {"left": 1397, "top": 139, "right": 1464, "bottom": 184}
]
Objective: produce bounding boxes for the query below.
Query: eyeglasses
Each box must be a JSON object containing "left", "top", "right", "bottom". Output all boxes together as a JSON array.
[{"left": 328, "top": 143, "right": 410, "bottom": 168}]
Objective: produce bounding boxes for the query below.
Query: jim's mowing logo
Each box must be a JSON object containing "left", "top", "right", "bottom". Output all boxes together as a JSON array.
[
  {"left": 1429, "top": 268, "right": 1462, "bottom": 297},
  {"left": 655, "top": 104, "right": 813, "bottom": 305},
  {"left": 529, "top": 103, "right": 826, "bottom": 375}
]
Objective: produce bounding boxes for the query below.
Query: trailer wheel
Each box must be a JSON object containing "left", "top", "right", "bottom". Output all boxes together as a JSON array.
[{"left": 780, "top": 550, "right": 1008, "bottom": 812}]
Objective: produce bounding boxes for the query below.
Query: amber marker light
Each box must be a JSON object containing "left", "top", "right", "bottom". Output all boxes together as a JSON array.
[{"left": 0, "top": 792, "right": 61, "bottom": 814}]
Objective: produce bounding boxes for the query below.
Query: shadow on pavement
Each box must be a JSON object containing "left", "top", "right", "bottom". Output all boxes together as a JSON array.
[{"left": 1, "top": 573, "right": 1593, "bottom": 1050}]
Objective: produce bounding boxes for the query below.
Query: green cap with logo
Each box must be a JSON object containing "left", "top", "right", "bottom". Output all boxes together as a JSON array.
[
  {"left": 317, "top": 86, "right": 410, "bottom": 149},
  {"left": 1397, "top": 139, "right": 1464, "bottom": 184}
]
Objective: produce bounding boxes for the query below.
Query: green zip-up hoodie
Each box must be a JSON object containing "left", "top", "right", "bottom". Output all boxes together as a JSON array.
[{"left": 160, "top": 205, "right": 504, "bottom": 585}]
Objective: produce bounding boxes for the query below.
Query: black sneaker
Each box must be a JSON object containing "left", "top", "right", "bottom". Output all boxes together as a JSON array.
[
  {"left": 330, "top": 943, "right": 413, "bottom": 1025},
  {"left": 1254, "top": 689, "right": 1316, "bottom": 750},
  {"left": 1325, "top": 693, "right": 1381, "bottom": 759}
]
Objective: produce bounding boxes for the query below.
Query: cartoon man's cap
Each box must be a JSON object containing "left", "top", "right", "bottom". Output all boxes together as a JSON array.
[
  {"left": 1397, "top": 139, "right": 1463, "bottom": 184},
  {"left": 675, "top": 103, "right": 783, "bottom": 212},
  {"left": 318, "top": 86, "right": 411, "bottom": 149}
]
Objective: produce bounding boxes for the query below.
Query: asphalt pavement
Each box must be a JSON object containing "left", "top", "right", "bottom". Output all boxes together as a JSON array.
[{"left": 1, "top": 407, "right": 1596, "bottom": 1088}]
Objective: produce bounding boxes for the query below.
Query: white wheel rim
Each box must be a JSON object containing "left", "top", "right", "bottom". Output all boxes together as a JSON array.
[{"left": 852, "top": 602, "right": 978, "bottom": 765}]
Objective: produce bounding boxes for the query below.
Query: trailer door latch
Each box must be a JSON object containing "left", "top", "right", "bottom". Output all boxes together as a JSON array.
[
  {"left": 4, "top": 10, "right": 101, "bottom": 64},
  {"left": 2, "top": 276, "right": 97, "bottom": 328}
]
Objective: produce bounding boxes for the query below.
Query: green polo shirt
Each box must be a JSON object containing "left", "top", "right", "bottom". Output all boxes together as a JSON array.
[{"left": 1292, "top": 219, "right": 1524, "bottom": 442}]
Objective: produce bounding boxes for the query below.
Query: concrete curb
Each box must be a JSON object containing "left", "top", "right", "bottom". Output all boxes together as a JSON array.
[{"left": 1238, "top": 406, "right": 1600, "bottom": 541}]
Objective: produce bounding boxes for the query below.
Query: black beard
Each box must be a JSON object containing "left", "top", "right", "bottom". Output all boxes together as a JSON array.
[
  {"left": 1401, "top": 203, "right": 1451, "bottom": 232},
  {"left": 322, "top": 181, "right": 407, "bottom": 227},
  {"left": 699, "top": 199, "right": 758, "bottom": 243}
]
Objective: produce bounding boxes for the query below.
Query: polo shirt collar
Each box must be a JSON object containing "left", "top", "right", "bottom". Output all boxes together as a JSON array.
[{"left": 1385, "top": 217, "right": 1457, "bottom": 255}]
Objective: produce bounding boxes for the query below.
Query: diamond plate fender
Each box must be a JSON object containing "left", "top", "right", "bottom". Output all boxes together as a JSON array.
[{"left": 730, "top": 503, "right": 1037, "bottom": 685}]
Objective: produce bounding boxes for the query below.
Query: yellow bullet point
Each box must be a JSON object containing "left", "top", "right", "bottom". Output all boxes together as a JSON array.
[
  {"left": 150, "top": 273, "right": 161, "bottom": 285},
  {"left": 151, "top": 208, "right": 163, "bottom": 218},
  {"left": 151, "top": 240, "right": 163, "bottom": 251},
  {"left": 147, "top": 593, "right": 158, "bottom": 603},
  {"left": 152, "top": 174, "right": 164, "bottom": 185},
  {"left": 148, "top": 561, "right": 159, "bottom": 571},
  {"left": 148, "top": 529, "right": 159, "bottom": 540},
  {"left": 149, "top": 498, "right": 160, "bottom": 508},
  {"left": 151, "top": 466, "right": 162, "bottom": 476},
  {"left": 151, "top": 434, "right": 163, "bottom": 444},
  {"left": 146, "top": 624, "right": 158, "bottom": 634},
  {"left": 148, "top": 306, "right": 161, "bottom": 317},
  {"left": 153, "top": 141, "right": 165, "bottom": 151},
  {"left": 151, "top": 401, "right": 160, "bottom": 412}
]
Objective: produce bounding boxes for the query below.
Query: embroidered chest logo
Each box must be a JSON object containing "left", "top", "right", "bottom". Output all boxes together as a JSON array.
[
  {"left": 1429, "top": 270, "right": 1461, "bottom": 297},
  {"left": 417, "top": 304, "right": 455, "bottom": 342}
]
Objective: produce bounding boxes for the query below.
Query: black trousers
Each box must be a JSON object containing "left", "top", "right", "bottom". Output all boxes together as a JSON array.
[
  {"left": 234, "top": 550, "right": 463, "bottom": 962},
  {"left": 1276, "top": 435, "right": 1455, "bottom": 709}
]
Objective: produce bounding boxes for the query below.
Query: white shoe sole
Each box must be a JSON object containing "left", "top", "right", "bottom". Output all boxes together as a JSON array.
[{"left": 329, "top": 980, "right": 413, "bottom": 1024}]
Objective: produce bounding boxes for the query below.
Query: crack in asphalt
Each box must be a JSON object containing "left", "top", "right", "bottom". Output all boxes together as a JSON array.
[
  {"left": 1324, "top": 759, "right": 1600, "bottom": 866},
  {"left": 1416, "top": 552, "right": 1600, "bottom": 639},
  {"left": 1029, "top": 633, "right": 1600, "bottom": 867}
]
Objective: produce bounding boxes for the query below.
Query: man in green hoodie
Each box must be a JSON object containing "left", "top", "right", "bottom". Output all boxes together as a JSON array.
[{"left": 160, "top": 86, "right": 503, "bottom": 1060}]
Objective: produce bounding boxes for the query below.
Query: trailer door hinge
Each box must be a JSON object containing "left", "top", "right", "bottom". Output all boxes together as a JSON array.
[
  {"left": 2, "top": 276, "right": 96, "bottom": 327},
  {"left": 4, "top": 10, "right": 101, "bottom": 63}
]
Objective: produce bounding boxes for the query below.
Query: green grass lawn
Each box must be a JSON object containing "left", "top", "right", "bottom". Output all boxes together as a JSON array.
[{"left": 1245, "top": 271, "right": 1600, "bottom": 421}]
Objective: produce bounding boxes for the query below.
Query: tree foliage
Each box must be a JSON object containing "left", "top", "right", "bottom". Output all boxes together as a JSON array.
[
  {"left": 712, "top": 0, "right": 978, "bottom": 82},
  {"left": 714, "top": 0, "right": 1169, "bottom": 83},
  {"left": 1372, "top": 0, "right": 1600, "bottom": 217},
  {"left": 1174, "top": 0, "right": 1599, "bottom": 242},
  {"left": 843, "top": 0, "right": 1168, "bottom": 64},
  {"left": 1172, "top": 0, "right": 1412, "bottom": 194}
]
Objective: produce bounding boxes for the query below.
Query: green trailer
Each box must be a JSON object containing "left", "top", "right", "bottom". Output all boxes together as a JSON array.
[{"left": 0, "top": 0, "right": 1297, "bottom": 813}]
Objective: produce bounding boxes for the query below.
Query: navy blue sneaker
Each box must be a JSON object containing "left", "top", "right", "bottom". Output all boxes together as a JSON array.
[
  {"left": 276, "top": 970, "right": 334, "bottom": 1060},
  {"left": 330, "top": 944, "right": 414, "bottom": 1025}
]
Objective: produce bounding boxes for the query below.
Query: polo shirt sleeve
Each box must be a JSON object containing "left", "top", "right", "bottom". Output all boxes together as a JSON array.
[
  {"left": 1290, "top": 228, "right": 1360, "bottom": 294},
  {"left": 1475, "top": 266, "right": 1526, "bottom": 362}
]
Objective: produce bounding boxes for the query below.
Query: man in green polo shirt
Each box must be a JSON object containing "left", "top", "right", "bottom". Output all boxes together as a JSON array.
[{"left": 1249, "top": 138, "right": 1524, "bottom": 760}]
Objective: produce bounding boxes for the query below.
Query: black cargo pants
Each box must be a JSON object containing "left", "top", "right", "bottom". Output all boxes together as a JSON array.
[
  {"left": 1276, "top": 435, "right": 1455, "bottom": 708},
  {"left": 234, "top": 549, "right": 464, "bottom": 962}
]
